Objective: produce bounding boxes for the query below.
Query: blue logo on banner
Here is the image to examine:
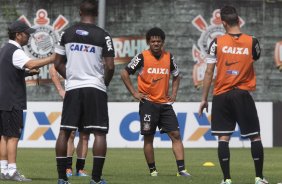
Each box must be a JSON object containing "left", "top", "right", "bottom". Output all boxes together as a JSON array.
[
  {"left": 120, "top": 112, "right": 186, "bottom": 141},
  {"left": 21, "top": 112, "right": 59, "bottom": 140},
  {"left": 120, "top": 112, "right": 242, "bottom": 141}
]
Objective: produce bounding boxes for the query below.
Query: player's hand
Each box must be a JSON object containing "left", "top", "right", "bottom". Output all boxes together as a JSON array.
[
  {"left": 25, "top": 69, "right": 40, "bottom": 76},
  {"left": 279, "top": 64, "right": 282, "bottom": 72},
  {"left": 198, "top": 100, "right": 208, "bottom": 117},
  {"left": 167, "top": 94, "right": 176, "bottom": 103},
  {"left": 133, "top": 92, "right": 147, "bottom": 102},
  {"left": 59, "top": 89, "right": 66, "bottom": 99}
]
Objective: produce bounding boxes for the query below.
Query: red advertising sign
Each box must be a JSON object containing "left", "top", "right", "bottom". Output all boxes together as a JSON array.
[{"left": 113, "top": 36, "right": 147, "bottom": 64}]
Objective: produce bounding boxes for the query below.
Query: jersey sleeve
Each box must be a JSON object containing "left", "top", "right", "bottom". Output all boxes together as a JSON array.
[
  {"left": 252, "top": 36, "right": 261, "bottom": 61},
  {"left": 206, "top": 38, "right": 217, "bottom": 64},
  {"left": 170, "top": 54, "right": 179, "bottom": 77},
  {"left": 12, "top": 49, "right": 31, "bottom": 69},
  {"left": 55, "top": 31, "right": 66, "bottom": 55},
  {"left": 102, "top": 31, "right": 115, "bottom": 57},
  {"left": 125, "top": 53, "right": 144, "bottom": 75}
]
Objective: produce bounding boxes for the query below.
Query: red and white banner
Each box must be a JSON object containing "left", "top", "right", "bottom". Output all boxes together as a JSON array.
[{"left": 113, "top": 36, "right": 147, "bottom": 64}]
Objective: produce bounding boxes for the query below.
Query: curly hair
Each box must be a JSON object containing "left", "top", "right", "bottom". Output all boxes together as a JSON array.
[{"left": 146, "top": 27, "right": 165, "bottom": 42}]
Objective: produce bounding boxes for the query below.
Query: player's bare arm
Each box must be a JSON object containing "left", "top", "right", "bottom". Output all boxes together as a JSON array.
[
  {"left": 49, "top": 64, "right": 65, "bottom": 99},
  {"left": 54, "top": 53, "right": 66, "bottom": 79},
  {"left": 120, "top": 69, "right": 146, "bottom": 101},
  {"left": 104, "top": 57, "right": 115, "bottom": 86},
  {"left": 24, "top": 53, "right": 55, "bottom": 70},
  {"left": 198, "top": 63, "right": 215, "bottom": 116},
  {"left": 168, "top": 75, "right": 180, "bottom": 102}
]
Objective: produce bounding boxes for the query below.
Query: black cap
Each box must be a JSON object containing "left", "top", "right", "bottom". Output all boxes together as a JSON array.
[{"left": 8, "top": 20, "right": 36, "bottom": 34}]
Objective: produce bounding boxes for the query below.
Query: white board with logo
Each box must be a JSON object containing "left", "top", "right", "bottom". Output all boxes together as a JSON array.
[{"left": 18, "top": 102, "right": 273, "bottom": 148}]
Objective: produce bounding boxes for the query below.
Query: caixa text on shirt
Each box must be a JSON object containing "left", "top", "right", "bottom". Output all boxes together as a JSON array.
[{"left": 70, "top": 43, "right": 96, "bottom": 53}]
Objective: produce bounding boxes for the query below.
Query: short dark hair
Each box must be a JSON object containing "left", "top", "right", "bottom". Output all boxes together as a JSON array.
[
  {"left": 80, "top": 0, "right": 98, "bottom": 16},
  {"left": 8, "top": 30, "right": 16, "bottom": 40},
  {"left": 146, "top": 27, "right": 165, "bottom": 42},
  {"left": 220, "top": 5, "right": 239, "bottom": 26}
]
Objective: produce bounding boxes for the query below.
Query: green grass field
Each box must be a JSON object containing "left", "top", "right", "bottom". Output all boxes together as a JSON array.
[{"left": 1, "top": 148, "right": 281, "bottom": 184}]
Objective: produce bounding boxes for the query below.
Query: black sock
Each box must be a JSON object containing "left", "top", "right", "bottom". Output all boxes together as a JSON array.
[
  {"left": 251, "top": 140, "right": 264, "bottom": 178},
  {"left": 76, "top": 158, "right": 85, "bottom": 172},
  {"left": 56, "top": 157, "right": 68, "bottom": 180},
  {"left": 92, "top": 156, "right": 105, "bottom": 182},
  {"left": 218, "top": 141, "right": 231, "bottom": 180},
  {"left": 176, "top": 160, "right": 185, "bottom": 172},
  {"left": 66, "top": 157, "right": 73, "bottom": 170},
  {"left": 148, "top": 162, "right": 157, "bottom": 173}
]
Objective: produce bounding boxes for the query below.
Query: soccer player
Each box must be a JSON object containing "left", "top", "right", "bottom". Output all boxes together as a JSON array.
[
  {"left": 120, "top": 27, "right": 191, "bottom": 177},
  {"left": 49, "top": 64, "right": 89, "bottom": 177},
  {"left": 0, "top": 20, "right": 55, "bottom": 181},
  {"left": 198, "top": 5, "right": 268, "bottom": 184},
  {"left": 54, "top": 0, "right": 115, "bottom": 184}
]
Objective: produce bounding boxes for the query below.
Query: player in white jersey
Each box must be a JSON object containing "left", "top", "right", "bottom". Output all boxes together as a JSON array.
[
  {"left": 49, "top": 65, "right": 89, "bottom": 177},
  {"left": 54, "top": 1, "right": 115, "bottom": 184}
]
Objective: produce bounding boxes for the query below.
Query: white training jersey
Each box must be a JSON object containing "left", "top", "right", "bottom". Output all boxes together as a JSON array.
[{"left": 55, "top": 22, "right": 115, "bottom": 92}]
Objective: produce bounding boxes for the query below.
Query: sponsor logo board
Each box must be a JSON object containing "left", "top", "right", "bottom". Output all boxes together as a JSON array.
[{"left": 19, "top": 102, "right": 273, "bottom": 148}]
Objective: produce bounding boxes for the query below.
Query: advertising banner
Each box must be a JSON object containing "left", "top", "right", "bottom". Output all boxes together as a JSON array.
[
  {"left": 113, "top": 36, "right": 147, "bottom": 64},
  {"left": 19, "top": 102, "right": 273, "bottom": 148}
]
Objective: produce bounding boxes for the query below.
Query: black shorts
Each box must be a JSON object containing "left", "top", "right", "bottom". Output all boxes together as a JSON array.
[
  {"left": 211, "top": 88, "right": 260, "bottom": 138},
  {"left": 139, "top": 100, "right": 179, "bottom": 135},
  {"left": 61, "top": 87, "right": 109, "bottom": 134},
  {"left": 0, "top": 109, "right": 23, "bottom": 138}
]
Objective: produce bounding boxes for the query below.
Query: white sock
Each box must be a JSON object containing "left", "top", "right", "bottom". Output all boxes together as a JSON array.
[
  {"left": 0, "top": 160, "right": 8, "bottom": 174},
  {"left": 8, "top": 163, "right": 17, "bottom": 176}
]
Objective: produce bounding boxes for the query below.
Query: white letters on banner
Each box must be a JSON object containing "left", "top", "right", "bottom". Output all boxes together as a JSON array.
[{"left": 19, "top": 102, "right": 273, "bottom": 148}]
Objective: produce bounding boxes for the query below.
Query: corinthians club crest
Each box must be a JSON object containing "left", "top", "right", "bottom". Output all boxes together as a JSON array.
[
  {"left": 192, "top": 9, "right": 245, "bottom": 89},
  {"left": 18, "top": 9, "right": 69, "bottom": 85}
]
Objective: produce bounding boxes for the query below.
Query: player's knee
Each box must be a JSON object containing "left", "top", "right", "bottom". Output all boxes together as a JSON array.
[
  {"left": 79, "top": 132, "right": 90, "bottom": 140},
  {"left": 249, "top": 134, "right": 261, "bottom": 142},
  {"left": 169, "top": 131, "right": 181, "bottom": 142},
  {"left": 218, "top": 135, "right": 230, "bottom": 142},
  {"left": 59, "top": 129, "right": 73, "bottom": 141},
  {"left": 68, "top": 132, "right": 76, "bottom": 141}
]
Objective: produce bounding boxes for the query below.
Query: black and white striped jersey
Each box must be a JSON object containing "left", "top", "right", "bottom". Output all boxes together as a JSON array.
[{"left": 55, "top": 22, "right": 115, "bottom": 92}]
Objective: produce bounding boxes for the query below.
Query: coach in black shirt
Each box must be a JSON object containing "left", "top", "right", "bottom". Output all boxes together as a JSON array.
[{"left": 0, "top": 20, "right": 55, "bottom": 181}]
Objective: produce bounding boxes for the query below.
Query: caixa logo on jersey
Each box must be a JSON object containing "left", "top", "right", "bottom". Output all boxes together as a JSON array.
[
  {"left": 18, "top": 9, "right": 68, "bottom": 85},
  {"left": 191, "top": 9, "right": 245, "bottom": 89}
]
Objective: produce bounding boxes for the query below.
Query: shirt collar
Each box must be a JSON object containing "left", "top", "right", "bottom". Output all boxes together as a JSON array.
[{"left": 8, "top": 40, "right": 22, "bottom": 49}]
